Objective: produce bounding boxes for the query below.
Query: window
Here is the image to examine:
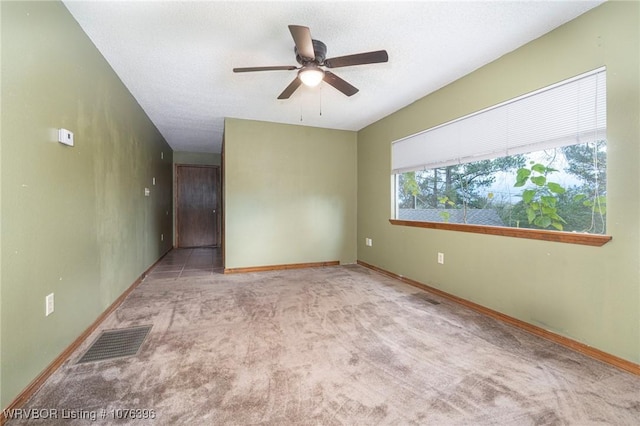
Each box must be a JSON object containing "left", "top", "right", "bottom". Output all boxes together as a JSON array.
[{"left": 391, "top": 68, "right": 610, "bottom": 243}]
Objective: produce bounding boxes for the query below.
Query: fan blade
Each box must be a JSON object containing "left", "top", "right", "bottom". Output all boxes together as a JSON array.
[
  {"left": 323, "top": 71, "right": 358, "bottom": 97},
  {"left": 278, "top": 77, "right": 302, "bottom": 99},
  {"left": 233, "top": 65, "right": 297, "bottom": 73},
  {"left": 324, "top": 50, "right": 388, "bottom": 68},
  {"left": 288, "top": 25, "right": 315, "bottom": 60}
]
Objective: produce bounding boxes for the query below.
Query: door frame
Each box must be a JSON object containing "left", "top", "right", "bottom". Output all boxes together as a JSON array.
[{"left": 175, "top": 164, "right": 221, "bottom": 248}]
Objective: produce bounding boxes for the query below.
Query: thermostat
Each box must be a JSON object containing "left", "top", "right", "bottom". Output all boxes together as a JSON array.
[{"left": 58, "top": 128, "right": 74, "bottom": 146}]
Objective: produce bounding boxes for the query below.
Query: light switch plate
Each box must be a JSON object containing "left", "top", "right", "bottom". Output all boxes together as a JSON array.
[{"left": 46, "top": 293, "right": 54, "bottom": 316}]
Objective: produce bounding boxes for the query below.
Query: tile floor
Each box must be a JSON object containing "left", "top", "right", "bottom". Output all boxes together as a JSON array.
[{"left": 146, "top": 247, "right": 223, "bottom": 279}]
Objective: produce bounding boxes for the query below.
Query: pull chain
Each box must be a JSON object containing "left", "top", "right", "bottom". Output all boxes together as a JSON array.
[
  {"left": 300, "top": 91, "right": 304, "bottom": 122},
  {"left": 298, "top": 87, "right": 324, "bottom": 121}
]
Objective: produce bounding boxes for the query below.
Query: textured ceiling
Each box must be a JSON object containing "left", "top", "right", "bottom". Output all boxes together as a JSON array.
[{"left": 62, "top": 1, "right": 604, "bottom": 154}]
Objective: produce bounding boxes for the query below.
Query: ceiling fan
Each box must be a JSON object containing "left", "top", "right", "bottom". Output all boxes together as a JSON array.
[{"left": 233, "top": 25, "right": 389, "bottom": 99}]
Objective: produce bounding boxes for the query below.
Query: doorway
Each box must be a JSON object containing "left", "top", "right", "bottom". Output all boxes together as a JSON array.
[{"left": 176, "top": 165, "right": 220, "bottom": 248}]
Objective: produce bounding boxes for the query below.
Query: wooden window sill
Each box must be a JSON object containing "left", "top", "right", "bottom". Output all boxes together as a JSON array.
[{"left": 389, "top": 219, "right": 612, "bottom": 247}]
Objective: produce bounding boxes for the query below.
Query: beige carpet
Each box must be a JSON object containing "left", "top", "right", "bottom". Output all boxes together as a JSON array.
[{"left": 10, "top": 263, "right": 640, "bottom": 425}]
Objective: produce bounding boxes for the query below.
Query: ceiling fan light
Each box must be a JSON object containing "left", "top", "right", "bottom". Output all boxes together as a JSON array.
[{"left": 299, "top": 67, "right": 325, "bottom": 87}]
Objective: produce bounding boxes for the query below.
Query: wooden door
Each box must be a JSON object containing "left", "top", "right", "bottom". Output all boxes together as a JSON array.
[{"left": 176, "top": 165, "right": 219, "bottom": 247}]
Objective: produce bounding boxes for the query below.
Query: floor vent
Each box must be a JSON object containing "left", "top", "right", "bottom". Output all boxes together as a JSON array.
[{"left": 78, "top": 325, "right": 152, "bottom": 364}]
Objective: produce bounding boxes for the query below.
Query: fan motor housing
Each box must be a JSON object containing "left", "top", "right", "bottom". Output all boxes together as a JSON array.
[{"left": 295, "top": 39, "right": 327, "bottom": 64}]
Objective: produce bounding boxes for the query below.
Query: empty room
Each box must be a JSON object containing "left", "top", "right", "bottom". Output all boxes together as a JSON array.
[{"left": 1, "top": 0, "right": 639, "bottom": 424}]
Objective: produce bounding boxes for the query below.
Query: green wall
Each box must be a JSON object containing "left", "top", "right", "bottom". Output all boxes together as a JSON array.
[
  {"left": 1, "top": 1, "right": 173, "bottom": 408},
  {"left": 224, "top": 118, "right": 357, "bottom": 269},
  {"left": 0, "top": 0, "right": 4, "bottom": 409},
  {"left": 357, "top": 1, "right": 640, "bottom": 364},
  {"left": 1, "top": 0, "right": 637, "bottom": 411},
  {"left": 173, "top": 151, "right": 221, "bottom": 167}
]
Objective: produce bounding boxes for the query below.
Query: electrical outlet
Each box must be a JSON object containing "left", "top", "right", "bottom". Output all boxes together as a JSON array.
[
  {"left": 46, "top": 293, "right": 54, "bottom": 316},
  {"left": 58, "top": 128, "right": 74, "bottom": 146},
  {"left": 437, "top": 252, "right": 444, "bottom": 264},
  {"left": 365, "top": 238, "right": 373, "bottom": 247},
  {"left": 161, "top": 233, "right": 164, "bottom": 241}
]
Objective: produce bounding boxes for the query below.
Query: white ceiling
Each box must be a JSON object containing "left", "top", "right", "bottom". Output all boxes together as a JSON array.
[{"left": 63, "top": 0, "right": 604, "bottom": 154}]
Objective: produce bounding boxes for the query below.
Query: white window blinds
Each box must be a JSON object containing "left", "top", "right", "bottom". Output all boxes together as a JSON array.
[{"left": 391, "top": 68, "right": 606, "bottom": 174}]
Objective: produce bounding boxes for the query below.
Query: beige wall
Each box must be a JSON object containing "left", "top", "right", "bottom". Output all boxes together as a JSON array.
[
  {"left": 357, "top": 1, "right": 639, "bottom": 363},
  {"left": 1, "top": 1, "right": 173, "bottom": 407},
  {"left": 224, "top": 118, "right": 357, "bottom": 269}
]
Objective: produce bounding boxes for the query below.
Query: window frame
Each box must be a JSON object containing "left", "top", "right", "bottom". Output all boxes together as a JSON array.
[
  {"left": 389, "top": 68, "right": 611, "bottom": 246},
  {"left": 389, "top": 218, "right": 611, "bottom": 246}
]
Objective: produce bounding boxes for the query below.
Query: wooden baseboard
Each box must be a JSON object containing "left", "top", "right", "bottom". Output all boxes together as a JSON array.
[
  {"left": 1, "top": 249, "right": 172, "bottom": 424},
  {"left": 357, "top": 260, "right": 640, "bottom": 376},
  {"left": 224, "top": 260, "right": 340, "bottom": 274}
]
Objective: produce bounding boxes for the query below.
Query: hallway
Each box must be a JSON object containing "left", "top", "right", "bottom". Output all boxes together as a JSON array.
[{"left": 146, "top": 248, "right": 223, "bottom": 279}]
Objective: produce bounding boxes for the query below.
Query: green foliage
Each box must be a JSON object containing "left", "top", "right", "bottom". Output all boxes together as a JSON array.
[
  {"left": 397, "top": 155, "right": 526, "bottom": 211},
  {"left": 562, "top": 141, "right": 606, "bottom": 193},
  {"left": 505, "top": 185, "right": 606, "bottom": 233},
  {"left": 403, "top": 172, "right": 419, "bottom": 197},
  {"left": 514, "top": 162, "right": 566, "bottom": 230},
  {"left": 437, "top": 196, "right": 455, "bottom": 222},
  {"left": 547, "top": 182, "right": 565, "bottom": 194},
  {"left": 561, "top": 141, "right": 607, "bottom": 233},
  {"left": 583, "top": 195, "right": 607, "bottom": 215},
  {"left": 439, "top": 211, "right": 451, "bottom": 222},
  {"left": 437, "top": 196, "right": 455, "bottom": 207},
  {"left": 396, "top": 142, "right": 606, "bottom": 234}
]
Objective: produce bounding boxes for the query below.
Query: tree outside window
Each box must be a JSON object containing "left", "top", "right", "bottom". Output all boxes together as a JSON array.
[{"left": 396, "top": 140, "right": 606, "bottom": 234}]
